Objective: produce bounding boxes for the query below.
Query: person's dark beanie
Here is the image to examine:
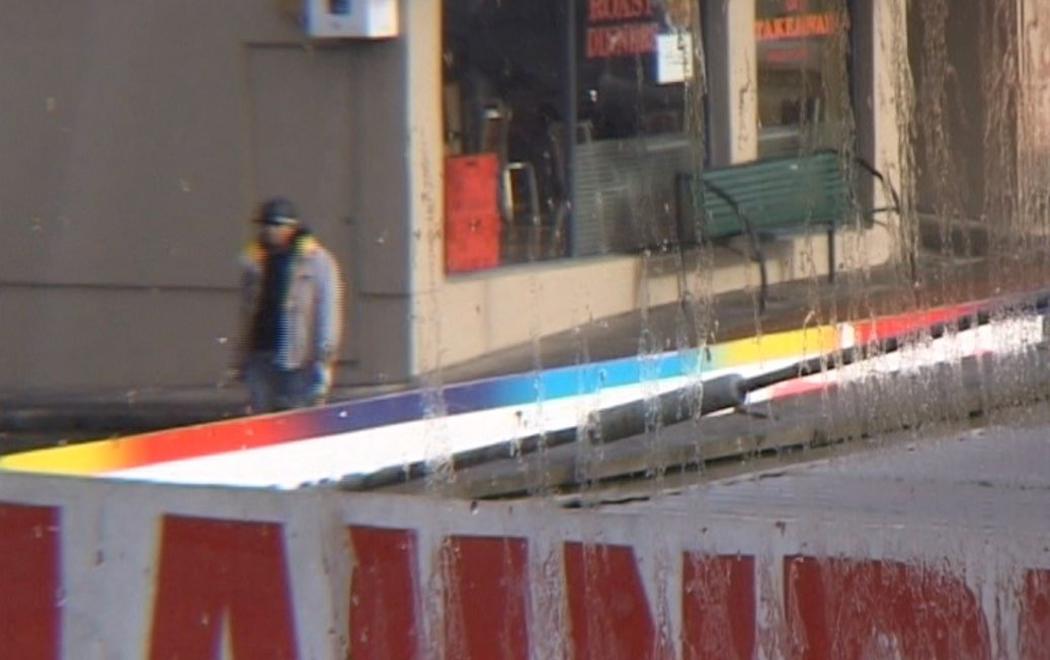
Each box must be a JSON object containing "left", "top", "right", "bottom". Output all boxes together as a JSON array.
[{"left": 258, "top": 197, "right": 299, "bottom": 225}]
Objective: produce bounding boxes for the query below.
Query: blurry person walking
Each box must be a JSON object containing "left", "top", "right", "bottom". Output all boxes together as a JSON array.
[{"left": 232, "top": 197, "right": 344, "bottom": 412}]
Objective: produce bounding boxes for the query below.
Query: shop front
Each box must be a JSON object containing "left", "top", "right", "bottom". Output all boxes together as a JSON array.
[
  {"left": 411, "top": 0, "right": 903, "bottom": 375},
  {"left": 442, "top": 0, "right": 701, "bottom": 269},
  {"left": 440, "top": 0, "right": 863, "bottom": 269}
]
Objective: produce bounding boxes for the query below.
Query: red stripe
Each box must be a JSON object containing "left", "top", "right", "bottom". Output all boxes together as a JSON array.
[
  {"left": 123, "top": 415, "right": 307, "bottom": 468},
  {"left": 852, "top": 304, "right": 978, "bottom": 345}
]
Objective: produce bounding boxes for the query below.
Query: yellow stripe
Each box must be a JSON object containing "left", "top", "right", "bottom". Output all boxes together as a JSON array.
[
  {"left": 0, "top": 441, "right": 118, "bottom": 476},
  {"left": 717, "top": 325, "right": 840, "bottom": 365}
]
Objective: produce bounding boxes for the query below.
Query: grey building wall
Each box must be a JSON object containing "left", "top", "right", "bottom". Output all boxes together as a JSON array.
[
  {"left": 908, "top": 2, "right": 1019, "bottom": 224},
  {"left": 0, "top": 2, "right": 413, "bottom": 392},
  {"left": 851, "top": 0, "right": 877, "bottom": 207}
]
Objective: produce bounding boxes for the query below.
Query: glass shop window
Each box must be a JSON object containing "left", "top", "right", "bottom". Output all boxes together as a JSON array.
[
  {"left": 442, "top": 0, "right": 571, "bottom": 272},
  {"left": 442, "top": 0, "right": 703, "bottom": 271},
  {"left": 756, "top": 0, "right": 852, "bottom": 157}
]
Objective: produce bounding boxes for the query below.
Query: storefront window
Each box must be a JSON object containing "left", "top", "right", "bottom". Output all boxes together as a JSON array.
[
  {"left": 756, "top": 0, "right": 851, "bottom": 157},
  {"left": 442, "top": 0, "right": 703, "bottom": 271},
  {"left": 443, "top": 1, "right": 570, "bottom": 271},
  {"left": 572, "top": 0, "right": 701, "bottom": 257},
  {"left": 578, "top": 0, "right": 693, "bottom": 140}
]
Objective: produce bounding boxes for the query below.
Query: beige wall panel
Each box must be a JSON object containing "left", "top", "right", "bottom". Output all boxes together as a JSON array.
[
  {"left": 0, "top": 287, "right": 236, "bottom": 392},
  {"left": 0, "top": 1, "right": 417, "bottom": 390},
  {"left": 347, "top": 293, "right": 412, "bottom": 385}
]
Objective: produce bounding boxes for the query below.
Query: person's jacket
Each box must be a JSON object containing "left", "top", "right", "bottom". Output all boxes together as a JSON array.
[{"left": 235, "top": 232, "right": 344, "bottom": 371}]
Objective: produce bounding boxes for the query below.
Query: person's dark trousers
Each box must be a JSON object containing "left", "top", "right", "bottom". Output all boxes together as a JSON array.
[{"left": 245, "top": 352, "right": 323, "bottom": 412}]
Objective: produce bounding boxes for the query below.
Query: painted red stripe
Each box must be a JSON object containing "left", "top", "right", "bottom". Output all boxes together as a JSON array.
[{"left": 852, "top": 304, "right": 978, "bottom": 345}]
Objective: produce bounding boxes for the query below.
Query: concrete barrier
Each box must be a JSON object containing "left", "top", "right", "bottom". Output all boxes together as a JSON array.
[{"left": 0, "top": 468, "right": 1047, "bottom": 658}]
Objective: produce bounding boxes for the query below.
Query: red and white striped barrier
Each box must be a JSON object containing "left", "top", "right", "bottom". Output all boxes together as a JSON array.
[{"left": 1, "top": 468, "right": 1047, "bottom": 658}]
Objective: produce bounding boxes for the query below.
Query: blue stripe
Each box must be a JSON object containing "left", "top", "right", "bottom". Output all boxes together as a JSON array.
[{"left": 304, "top": 348, "right": 704, "bottom": 436}]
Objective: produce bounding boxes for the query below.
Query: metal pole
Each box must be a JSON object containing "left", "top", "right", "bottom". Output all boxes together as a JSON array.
[{"left": 563, "top": 0, "right": 578, "bottom": 256}]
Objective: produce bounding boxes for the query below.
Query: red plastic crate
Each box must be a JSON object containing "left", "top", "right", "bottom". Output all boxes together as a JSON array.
[
  {"left": 445, "top": 154, "right": 502, "bottom": 273},
  {"left": 446, "top": 212, "right": 501, "bottom": 273},
  {"left": 445, "top": 154, "right": 500, "bottom": 215}
]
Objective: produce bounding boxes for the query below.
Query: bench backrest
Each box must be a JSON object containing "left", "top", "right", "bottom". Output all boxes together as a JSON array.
[{"left": 679, "top": 151, "right": 851, "bottom": 241}]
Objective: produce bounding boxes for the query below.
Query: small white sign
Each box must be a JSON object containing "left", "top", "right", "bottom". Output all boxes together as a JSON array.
[
  {"left": 656, "top": 32, "right": 694, "bottom": 84},
  {"left": 304, "top": 0, "right": 398, "bottom": 39}
]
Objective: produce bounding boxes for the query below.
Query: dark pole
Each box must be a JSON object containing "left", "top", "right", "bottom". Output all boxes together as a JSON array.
[{"left": 563, "top": 0, "right": 578, "bottom": 256}]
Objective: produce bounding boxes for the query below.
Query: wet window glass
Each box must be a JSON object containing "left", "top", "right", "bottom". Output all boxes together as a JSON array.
[
  {"left": 442, "top": 0, "right": 701, "bottom": 268},
  {"left": 756, "top": 0, "right": 851, "bottom": 156}
]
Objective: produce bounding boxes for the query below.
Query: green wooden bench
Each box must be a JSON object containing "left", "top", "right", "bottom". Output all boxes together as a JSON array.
[{"left": 675, "top": 150, "right": 901, "bottom": 311}]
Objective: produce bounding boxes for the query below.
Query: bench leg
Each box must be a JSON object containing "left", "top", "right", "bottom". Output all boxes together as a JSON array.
[
  {"left": 740, "top": 228, "right": 768, "bottom": 314},
  {"left": 759, "top": 257, "right": 768, "bottom": 314},
  {"left": 827, "top": 228, "right": 835, "bottom": 283}
]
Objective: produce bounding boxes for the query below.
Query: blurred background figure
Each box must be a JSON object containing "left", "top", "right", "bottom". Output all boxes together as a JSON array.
[{"left": 231, "top": 197, "right": 345, "bottom": 413}]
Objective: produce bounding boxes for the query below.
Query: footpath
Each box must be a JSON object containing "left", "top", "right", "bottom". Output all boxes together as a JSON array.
[{"left": 0, "top": 247, "right": 1040, "bottom": 455}]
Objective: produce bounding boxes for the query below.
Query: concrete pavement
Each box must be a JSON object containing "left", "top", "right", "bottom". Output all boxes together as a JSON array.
[{"left": 2, "top": 240, "right": 1045, "bottom": 455}]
